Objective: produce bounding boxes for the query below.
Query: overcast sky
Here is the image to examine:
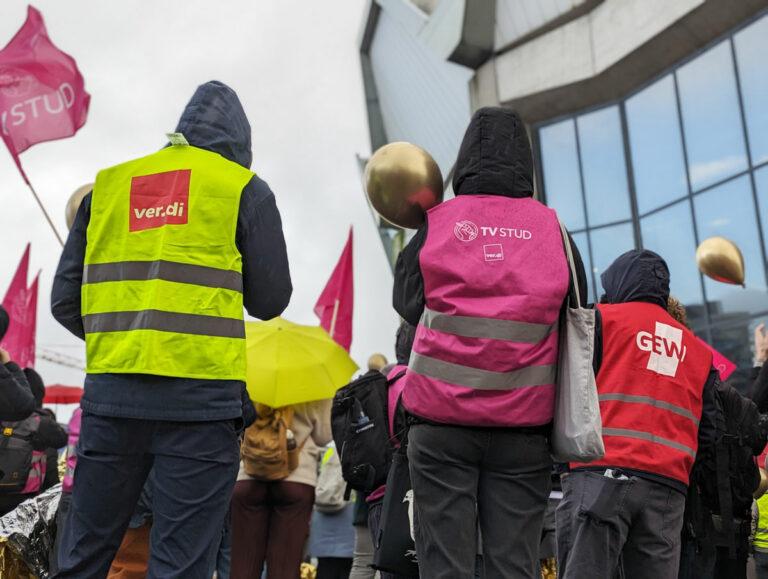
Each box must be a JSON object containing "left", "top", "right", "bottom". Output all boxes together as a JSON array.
[{"left": 0, "top": 1, "right": 400, "bottom": 386}]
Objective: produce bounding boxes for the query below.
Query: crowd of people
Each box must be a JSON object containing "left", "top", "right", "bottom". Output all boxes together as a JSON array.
[{"left": 2, "top": 81, "right": 768, "bottom": 579}]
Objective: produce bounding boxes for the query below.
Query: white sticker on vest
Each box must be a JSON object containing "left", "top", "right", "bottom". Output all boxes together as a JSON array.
[
  {"left": 483, "top": 244, "right": 504, "bottom": 262},
  {"left": 636, "top": 322, "right": 687, "bottom": 377},
  {"left": 166, "top": 132, "right": 189, "bottom": 146}
]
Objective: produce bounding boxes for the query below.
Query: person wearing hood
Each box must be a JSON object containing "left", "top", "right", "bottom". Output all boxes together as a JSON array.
[
  {"left": 0, "top": 305, "right": 35, "bottom": 421},
  {"left": 50, "top": 81, "right": 291, "bottom": 578},
  {"left": 0, "top": 367, "right": 67, "bottom": 516},
  {"left": 557, "top": 250, "right": 718, "bottom": 579},
  {"left": 392, "top": 107, "right": 587, "bottom": 578}
]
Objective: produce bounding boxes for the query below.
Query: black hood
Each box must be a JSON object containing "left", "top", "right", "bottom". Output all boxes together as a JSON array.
[
  {"left": 0, "top": 305, "right": 8, "bottom": 342},
  {"left": 600, "top": 250, "right": 670, "bottom": 309},
  {"left": 23, "top": 367, "right": 45, "bottom": 408},
  {"left": 174, "top": 81, "right": 252, "bottom": 169},
  {"left": 452, "top": 107, "right": 534, "bottom": 198}
]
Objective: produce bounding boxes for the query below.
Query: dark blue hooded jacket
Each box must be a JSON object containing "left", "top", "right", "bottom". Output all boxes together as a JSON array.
[{"left": 51, "top": 81, "right": 290, "bottom": 422}]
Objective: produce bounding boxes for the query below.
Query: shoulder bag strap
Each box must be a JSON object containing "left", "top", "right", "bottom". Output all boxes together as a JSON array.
[{"left": 558, "top": 219, "right": 582, "bottom": 309}]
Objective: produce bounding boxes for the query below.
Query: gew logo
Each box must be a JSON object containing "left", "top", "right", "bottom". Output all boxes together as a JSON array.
[
  {"left": 130, "top": 169, "right": 190, "bottom": 232},
  {"left": 636, "top": 322, "right": 687, "bottom": 377}
]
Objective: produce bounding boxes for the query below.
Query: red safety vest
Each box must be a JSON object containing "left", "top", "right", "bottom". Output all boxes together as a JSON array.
[{"left": 574, "top": 302, "right": 712, "bottom": 485}]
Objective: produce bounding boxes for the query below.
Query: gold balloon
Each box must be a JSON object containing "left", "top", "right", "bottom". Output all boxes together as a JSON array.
[
  {"left": 696, "top": 236, "right": 745, "bottom": 287},
  {"left": 65, "top": 183, "right": 93, "bottom": 230},
  {"left": 364, "top": 142, "right": 444, "bottom": 229}
]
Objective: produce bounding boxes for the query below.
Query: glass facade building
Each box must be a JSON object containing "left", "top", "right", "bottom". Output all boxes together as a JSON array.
[{"left": 536, "top": 13, "right": 768, "bottom": 388}]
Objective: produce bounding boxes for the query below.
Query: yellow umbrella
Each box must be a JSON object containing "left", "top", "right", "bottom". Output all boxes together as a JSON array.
[{"left": 245, "top": 317, "right": 358, "bottom": 407}]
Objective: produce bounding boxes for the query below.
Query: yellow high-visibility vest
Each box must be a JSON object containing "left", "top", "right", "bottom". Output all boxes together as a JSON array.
[
  {"left": 756, "top": 493, "right": 768, "bottom": 552},
  {"left": 82, "top": 144, "right": 254, "bottom": 381}
]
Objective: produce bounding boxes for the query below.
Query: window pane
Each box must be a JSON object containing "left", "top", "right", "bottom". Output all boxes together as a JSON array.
[
  {"left": 571, "top": 231, "right": 594, "bottom": 303},
  {"left": 588, "top": 223, "right": 636, "bottom": 298},
  {"left": 640, "top": 200, "right": 705, "bottom": 328},
  {"left": 626, "top": 75, "right": 688, "bottom": 214},
  {"left": 710, "top": 317, "right": 766, "bottom": 394},
  {"left": 677, "top": 41, "right": 748, "bottom": 191},
  {"left": 539, "top": 119, "right": 585, "bottom": 230},
  {"left": 734, "top": 14, "right": 768, "bottom": 166},
  {"left": 576, "top": 106, "right": 632, "bottom": 226},
  {"left": 755, "top": 166, "right": 768, "bottom": 262},
  {"left": 693, "top": 175, "right": 767, "bottom": 321}
]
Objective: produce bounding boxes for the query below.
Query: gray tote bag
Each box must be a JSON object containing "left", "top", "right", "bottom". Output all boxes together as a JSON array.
[{"left": 550, "top": 221, "right": 605, "bottom": 463}]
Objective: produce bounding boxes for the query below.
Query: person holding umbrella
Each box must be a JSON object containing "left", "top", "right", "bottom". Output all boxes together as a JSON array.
[
  {"left": 230, "top": 318, "right": 357, "bottom": 578},
  {"left": 50, "top": 80, "right": 292, "bottom": 577}
]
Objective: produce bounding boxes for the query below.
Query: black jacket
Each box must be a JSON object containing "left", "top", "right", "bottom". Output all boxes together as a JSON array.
[
  {"left": 51, "top": 81, "right": 291, "bottom": 421},
  {"left": 394, "top": 107, "right": 588, "bottom": 325},
  {"left": 0, "top": 362, "right": 35, "bottom": 422},
  {"left": 590, "top": 250, "right": 719, "bottom": 493}
]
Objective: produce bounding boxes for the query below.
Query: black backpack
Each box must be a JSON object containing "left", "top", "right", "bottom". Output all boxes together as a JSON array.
[
  {"left": 332, "top": 370, "right": 399, "bottom": 496},
  {"left": 686, "top": 378, "right": 766, "bottom": 554},
  {"left": 0, "top": 413, "right": 40, "bottom": 493}
]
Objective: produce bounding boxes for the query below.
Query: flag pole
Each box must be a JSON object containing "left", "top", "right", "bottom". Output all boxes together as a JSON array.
[
  {"left": 25, "top": 179, "right": 64, "bottom": 247},
  {"left": 329, "top": 299, "right": 340, "bottom": 339}
]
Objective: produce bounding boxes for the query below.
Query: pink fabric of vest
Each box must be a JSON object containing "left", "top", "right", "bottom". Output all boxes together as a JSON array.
[
  {"left": 20, "top": 414, "right": 45, "bottom": 494},
  {"left": 403, "top": 195, "right": 569, "bottom": 427},
  {"left": 62, "top": 408, "right": 82, "bottom": 494}
]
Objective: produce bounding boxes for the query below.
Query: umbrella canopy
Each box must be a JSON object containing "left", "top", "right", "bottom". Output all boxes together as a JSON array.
[
  {"left": 43, "top": 385, "right": 83, "bottom": 405},
  {"left": 245, "top": 317, "right": 358, "bottom": 407}
]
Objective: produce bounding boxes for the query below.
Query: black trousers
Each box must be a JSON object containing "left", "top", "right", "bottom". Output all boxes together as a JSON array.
[
  {"left": 407, "top": 424, "right": 552, "bottom": 579},
  {"left": 317, "top": 557, "right": 353, "bottom": 579},
  {"left": 55, "top": 413, "right": 240, "bottom": 579}
]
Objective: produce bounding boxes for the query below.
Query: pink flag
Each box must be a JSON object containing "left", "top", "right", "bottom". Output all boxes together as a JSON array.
[
  {"left": 697, "top": 337, "right": 737, "bottom": 381},
  {"left": 1, "top": 244, "right": 38, "bottom": 367},
  {"left": 314, "top": 228, "right": 354, "bottom": 351},
  {"left": 0, "top": 6, "right": 90, "bottom": 183}
]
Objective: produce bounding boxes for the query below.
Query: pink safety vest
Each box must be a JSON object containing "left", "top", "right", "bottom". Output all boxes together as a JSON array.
[
  {"left": 403, "top": 195, "right": 569, "bottom": 427},
  {"left": 62, "top": 408, "right": 82, "bottom": 494},
  {"left": 20, "top": 414, "right": 46, "bottom": 495}
]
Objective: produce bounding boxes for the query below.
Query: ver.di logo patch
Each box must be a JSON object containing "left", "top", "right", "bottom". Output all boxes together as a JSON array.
[
  {"left": 129, "top": 169, "right": 190, "bottom": 232},
  {"left": 454, "top": 220, "right": 479, "bottom": 242}
]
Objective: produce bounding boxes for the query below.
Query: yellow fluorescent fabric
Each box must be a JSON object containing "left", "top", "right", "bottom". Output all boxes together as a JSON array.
[
  {"left": 83, "top": 145, "right": 254, "bottom": 380},
  {"left": 756, "top": 493, "right": 768, "bottom": 551}
]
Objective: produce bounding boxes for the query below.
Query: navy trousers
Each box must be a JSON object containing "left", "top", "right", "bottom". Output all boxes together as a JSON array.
[{"left": 55, "top": 412, "right": 240, "bottom": 579}]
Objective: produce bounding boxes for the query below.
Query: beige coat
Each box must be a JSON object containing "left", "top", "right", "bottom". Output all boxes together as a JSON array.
[{"left": 238, "top": 399, "right": 333, "bottom": 487}]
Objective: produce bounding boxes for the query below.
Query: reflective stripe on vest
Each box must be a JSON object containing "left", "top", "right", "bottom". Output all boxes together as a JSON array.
[
  {"left": 84, "top": 260, "right": 243, "bottom": 292},
  {"left": 602, "top": 427, "right": 696, "bottom": 459},
  {"left": 83, "top": 145, "right": 253, "bottom": 380},
  {"left": 410, "top": 352, "right": 556, "bottom": 391},
  {"left": 421, "top": 307, "right": 555, "bottom": 343},
  {"left": 598, "top": 393, "right": 700, "bottom": 426},
  {"left": 21, "top": 450, "right": 46, "bottom": 494},
  {"left": 403, "top": 196, "right": 569, "bottom": 427},
  {"left": 62, "top": 409, "right": 82, "bottom": 494}
]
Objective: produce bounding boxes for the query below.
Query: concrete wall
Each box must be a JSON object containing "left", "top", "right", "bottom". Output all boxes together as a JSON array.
[
  {"left": 489, "top": 0, "right": 768, "bottom": 122},
  {"left": 369, "top": 0, "right": 474, "bottom": 177},
  {"left": 495, "top": 0, "right": 590, "bottom": 49}
]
